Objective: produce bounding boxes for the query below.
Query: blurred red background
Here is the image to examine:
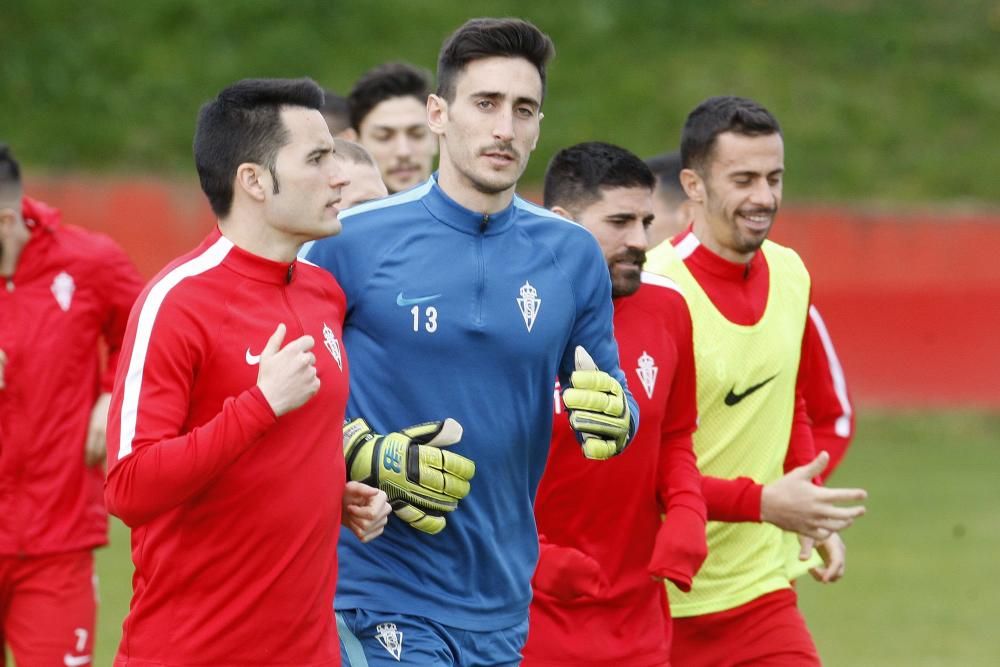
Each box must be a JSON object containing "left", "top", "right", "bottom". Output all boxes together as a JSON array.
[{"left": 26, "top": 177, "right": 1000, "bottom": 409}]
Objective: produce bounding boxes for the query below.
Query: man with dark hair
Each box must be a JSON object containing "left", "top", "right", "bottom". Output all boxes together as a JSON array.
[
  {"left": 307, "top": 18, "right": 637, "bottom": 666},
  {"left": 525, "top": 141, "right": 866, "bottom": 667},
  {"left": 321, "top": 88, "right": 358, "bottom": 139},
  {"left": 348, "top": 62, "right": 437, "bottom": 193},
  {"left": 646, "top": 150, "right": 693, "bottom": 247},
  {"left": 104, "top": 77, "right": 397, "bottom": 665},
  {"left": 332, "top": 138, "right": 388, "bottom": 209},
  {"left": 645, "top": 95, "right": 866, "bottom": 667},
  {"left": 646, "top": 148, "right": 856, "bottom": 481},
  {"left": 526, "top": 141, "right": 707, "bottom": 667},
  {"left": 0, "top": 144, "right": 143, "bottom": 666}
]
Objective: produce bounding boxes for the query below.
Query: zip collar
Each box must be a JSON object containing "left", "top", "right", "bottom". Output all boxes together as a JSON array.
[
  {"left": 213, "top": 227, "right": 299, "bottom": 285},
  {"left": 421, "top": 174, "right": 517, "bottom": 236}
]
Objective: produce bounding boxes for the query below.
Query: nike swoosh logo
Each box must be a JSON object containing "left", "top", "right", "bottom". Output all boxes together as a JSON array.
[
  {"left": 396, "top": 292, "right": 442, "bottom": 307},
  {"left": 63, "top": 655, "right": 92, "bottom": 667},
  {"left": 245, "top": 348, "right": 262, "bottom": 366},
  {"left": 724, "top": 374, "right": 778, "bottom": 406}
]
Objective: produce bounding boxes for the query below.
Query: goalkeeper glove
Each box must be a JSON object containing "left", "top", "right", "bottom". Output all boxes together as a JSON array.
[
  {"left": 343, "top": 418, "right": 475, "bottom": 535},
  {"left": 561, "top": 346, "right": 631, "bottom": 460}
]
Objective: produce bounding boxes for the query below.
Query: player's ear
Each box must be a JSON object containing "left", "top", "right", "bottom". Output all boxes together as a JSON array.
[
  {"left": 530, "top": 111, "right": 542, "bottom": 150},
  {"left": 679, "top": 168, "right": 704, "bottom": 204},
  {"left": 426, "top": 94, "right": 448, "bottom": 136},
  {"left": 235, "top": 163, "right": 268, "bottom": 203},
  {"left": 549, "top": 205, "right": 575, "bottom": 222}
]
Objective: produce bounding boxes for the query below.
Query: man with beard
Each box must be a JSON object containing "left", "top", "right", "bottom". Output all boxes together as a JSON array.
[
  {"left": 348, "top": 62, "right": 438, "bottom": 194},
  {"left": 645, "top": 149, "right": 856, "bottom": 484},
  {"left": 524, "top": 141, "right": 866, "bottom": 667},
  {"left": 307, "top": 18, "right": 637, "bottom": 667},
  {"left": 645, "top": 96, "right": 866, "bottom": 667},
  {"left": 523, "top": 141, "right": 706, "bottom": 667}
]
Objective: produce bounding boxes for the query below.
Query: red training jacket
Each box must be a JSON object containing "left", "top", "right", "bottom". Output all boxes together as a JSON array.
[
  {"left": 525, "top": 274, "right": 705, "bottom": 667},
  {"left": 0, "top": 196, "right": 142, "bottom": 556},
  {"left": 106, "top": 228, "right": 350, "bottom": 666}
]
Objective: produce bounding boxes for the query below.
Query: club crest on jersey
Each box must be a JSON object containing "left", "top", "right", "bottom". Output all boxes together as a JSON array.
[
  {"left": 51, "top": 271, "right": 75, "bottom": 312},
  {"left": 636, "top": 350, "right": 658, "bottom": 399},
  {"left": 375, "top": 622, "right": 403, "bottom": 661},
  {"left": 322, "top": 323, "right": 342, "bottom": 370},
  {"left": 517, "top": 281, "right": 541, "bottom": 332}
]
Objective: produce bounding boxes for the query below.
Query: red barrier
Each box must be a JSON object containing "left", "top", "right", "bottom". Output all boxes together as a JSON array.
[{"left": 24, "top": 178, "right": 1000, "bottom": 409}]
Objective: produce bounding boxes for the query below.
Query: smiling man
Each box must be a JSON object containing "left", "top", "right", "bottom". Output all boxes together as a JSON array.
[
  {"left": 307, "top": 18, "right": 638, "bottom": 667},
  {"left": 645, "top": 96, "right": 864, "bottom": 667},
  {"left": 104, "top": 78, "right": 392, "bottom": 666}
]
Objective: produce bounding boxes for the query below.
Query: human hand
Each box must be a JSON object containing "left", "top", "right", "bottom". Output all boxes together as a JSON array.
[
  {"left": 562, "top": 346, "right": 631, "bottom": 460},
  {"left": 761, "top": 451, "right": 866, "bottom": 540},
  {"left": 799, "top": 532, "right": 848, "bottom": 583},
  {"left": 256, "top": 323, "right": 319, "bottom": 416},
  {"left": 341, "top": 481, "right": 391, "bottom": 543},
  {"left": 85, "top": 392, "right": 112, "bottom": 466},
  {"left": 343, "top": 418, "right": 475, "bottom": 535},
  {"left": 0, "top": 348, "right": 7, "bottom": 389}
]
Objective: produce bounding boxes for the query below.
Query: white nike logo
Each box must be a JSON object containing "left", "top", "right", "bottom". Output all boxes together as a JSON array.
[
  {"left": 63, "top": 655, "right": 92, "bottom": 667},
  {"left": 245, "top": 348, "right": 262, "bottom": 365}
]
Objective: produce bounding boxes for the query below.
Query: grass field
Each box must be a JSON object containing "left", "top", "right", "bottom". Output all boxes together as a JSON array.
[
  {"left": 93, "top": 410, "right": 1000, "bottom": 665},
  {"left": 6, "top": 1, "right": 1000, "bottom": 203}
]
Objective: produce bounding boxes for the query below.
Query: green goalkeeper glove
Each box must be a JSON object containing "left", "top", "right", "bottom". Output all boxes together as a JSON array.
[
  {"left": 343, "top": 418, "right": 476, "bottom": 535},
  {"left": 561, "top": 346, "right": 632, "bottom": 460}
]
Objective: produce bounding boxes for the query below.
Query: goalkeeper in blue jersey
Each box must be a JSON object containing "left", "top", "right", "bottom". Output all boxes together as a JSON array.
[{"left": 305, "top": 17, "right": 638, "bottom": 667}]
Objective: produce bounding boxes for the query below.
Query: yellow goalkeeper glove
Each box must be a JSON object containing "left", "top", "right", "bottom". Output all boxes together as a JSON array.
[
  {"left": 343, "top": 418, "right": 475, "bottom": 535},
  {"left": 561, "top": 346, "right": 632, "bottom": 460}
]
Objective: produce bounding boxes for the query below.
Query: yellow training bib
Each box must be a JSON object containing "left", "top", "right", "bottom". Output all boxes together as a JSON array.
[{"left": 649, "top": 239, "right": 810, "bottom": 617}]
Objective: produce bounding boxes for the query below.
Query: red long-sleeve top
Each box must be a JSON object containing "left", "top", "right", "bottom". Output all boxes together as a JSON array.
[
  {"left": 670, "top": 228, "right": 854, "bottom": 523},
  {"left": 105, "top": 228, "right": 349, "bottom": 667},
  {"left": 0, "top": 196, "right": 143, "bottom": 556},
  {"left": 525, "top": 274, "right": 704, "bottom": 667}
]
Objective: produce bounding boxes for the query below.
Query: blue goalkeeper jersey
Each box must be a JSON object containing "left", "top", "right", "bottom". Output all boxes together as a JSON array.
[{"left": 305, "top": 176, "right": 638, "bottom": 631}]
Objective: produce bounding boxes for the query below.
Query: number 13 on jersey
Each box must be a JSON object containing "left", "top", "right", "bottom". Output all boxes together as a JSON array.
[{"left": 411, "top": 305, "right": 438, "bottom": 333}]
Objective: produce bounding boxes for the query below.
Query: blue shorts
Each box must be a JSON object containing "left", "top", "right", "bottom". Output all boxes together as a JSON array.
[{"left": 337, "top": 608, "right": 528, "bottom": 667}]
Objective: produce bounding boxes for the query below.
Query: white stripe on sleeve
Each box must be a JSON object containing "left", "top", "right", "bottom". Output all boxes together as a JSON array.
[
  {"left": 808, "top": 304, "right": 853, "bottom": 438},
  {"left": 117, "top": 236, "right": 234, "bottom": 459}
]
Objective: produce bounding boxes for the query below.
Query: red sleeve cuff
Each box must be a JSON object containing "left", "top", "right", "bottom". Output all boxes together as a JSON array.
[
  {"left": 243, "top": 386, "right": 278, "bottom": 430},
  {"left": 702, "top": 476, "right": 763, "bottom": 523}
]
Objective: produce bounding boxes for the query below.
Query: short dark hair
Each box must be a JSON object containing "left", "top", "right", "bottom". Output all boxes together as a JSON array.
[
  {"left": 333, "top": 138, "right": 377, "bottom": 167},
  {"left": 193, "top": 77, "right": 324, "bottom": 218},
  {"left": 436, "top": 18, "right": 555, "bottom": 103},
  {"left": 348, "top": 62, "right": 432, "bottom": 130},
  {"left": 543, "top": 141, "right": 655, "bottom": 212},
  {"left": 320, "top": 88, "right": 352, "bottom": 135},
  {"left": 681, "top": 96, "right": 781, "bottom": 173},
  {"left": 645, "top": 151, "right": 685, "bottom": 199},
  {"left": 0, "top": 144, "right": 22, "bottom": 193}
]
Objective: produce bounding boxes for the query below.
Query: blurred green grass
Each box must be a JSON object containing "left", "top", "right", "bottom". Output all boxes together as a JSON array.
[
  {"left": 95, "top": 411, "right": 1000, "bottom": 665},
  {"left": 799, "top": 410, "right": 1000, "bottom": 666},
  {"left": 4, "top": 0, "right": 1000, "bottom": 203}
]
